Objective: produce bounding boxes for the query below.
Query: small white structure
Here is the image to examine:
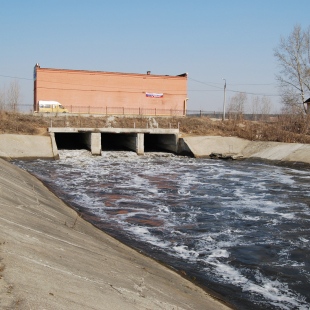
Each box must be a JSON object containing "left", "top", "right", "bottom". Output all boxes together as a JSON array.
[{"left": 304, "top": 98, "right": 310, "bottom": 113}]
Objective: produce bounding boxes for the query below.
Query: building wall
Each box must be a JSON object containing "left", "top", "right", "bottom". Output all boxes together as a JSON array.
[{"left": 34, "top": 65, "right": 188, "bottom": 115}]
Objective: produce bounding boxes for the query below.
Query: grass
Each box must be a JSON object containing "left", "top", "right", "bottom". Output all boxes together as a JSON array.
[{"left": 1, "top": 111, "right": 310, "bottom": 144}]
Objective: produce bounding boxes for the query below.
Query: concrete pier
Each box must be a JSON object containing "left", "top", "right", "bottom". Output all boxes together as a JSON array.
[{"left": 92, "top": 133, "right": 102, "bottom": 155}]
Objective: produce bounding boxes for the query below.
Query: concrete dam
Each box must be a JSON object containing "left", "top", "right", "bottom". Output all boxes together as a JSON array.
[
  {"left": 1, "top": 131, "right": 310, "bottom": 164},
  {"left": 48, "top": 127, "right": 181, "bottom": 156}
]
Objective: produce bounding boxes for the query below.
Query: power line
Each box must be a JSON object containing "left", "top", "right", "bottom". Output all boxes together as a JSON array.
[
  {"left": 0, "top": 74, "right": 32, "bottom": 81},
  {"left": 188, "top": 77, "right": 223, "bottom": 89},
  {"left": 188, "top": 89, "right": 222, "bottom": 92},
  {"left": 188, "top": 77, "right": 280, "bottom": 97},
  {"left": 226, "top": 89, "right": 280, "bottom": 97},
  {"left": 188, "top": 77, "right": 276, "bottom": 86},
  {"left": 229, "top": 83, "right": 276, "bottom": 86}
]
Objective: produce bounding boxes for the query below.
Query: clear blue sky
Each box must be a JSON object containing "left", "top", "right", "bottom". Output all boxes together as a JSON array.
[{"left": 1, "top": 0, "right": 310, "bottom": 112}]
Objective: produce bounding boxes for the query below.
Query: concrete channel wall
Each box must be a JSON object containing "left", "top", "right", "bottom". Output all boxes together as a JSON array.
[
  {"left": 181, "top": 136, "right": 310, "bottom": 164},
  {"left": 1, "top": 133, "right": 310, "bottom": 165},
  {"left": 0, "top": 134, "right": 59, "bottom": 160}
]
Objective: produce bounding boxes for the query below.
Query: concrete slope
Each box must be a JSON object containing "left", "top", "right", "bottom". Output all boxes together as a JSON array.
[
  {"left": 182, "top": 136, "right": 250, "bottom": 158},
  {"left": 0, "top": 134, "right": 58, "bottom": 160},
  {"left": 183, "top": 136, "right": 310, "bottom": 164},
  {"left": 241, "top": 141, "right": 307, "bottom": 162},
  {"left": 0, "top": 158, "right": 230, "bottom": 310},
  {"left": 282, "top": 144, "right": 310, "bottom": 163}
]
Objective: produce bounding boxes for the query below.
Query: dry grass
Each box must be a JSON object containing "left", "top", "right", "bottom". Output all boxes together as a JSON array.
[
  {"left": 1, "top": 111, "right": 310, "bottom": 143},
  {"left": 0, "top": 112, "right": 46, "bottom": 135}
]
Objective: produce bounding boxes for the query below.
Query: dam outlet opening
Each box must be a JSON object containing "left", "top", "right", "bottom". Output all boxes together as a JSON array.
[
  {"left": 54, "top": 133, "right": 91, "bottom": 150},
  {"left": 53, "top": 130, "right": 180, "bottom": 156}
]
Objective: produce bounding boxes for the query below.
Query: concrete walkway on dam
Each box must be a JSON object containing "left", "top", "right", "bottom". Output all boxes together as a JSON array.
[{"left": 0, "top": 158, "right": 231, "bottom": 310}]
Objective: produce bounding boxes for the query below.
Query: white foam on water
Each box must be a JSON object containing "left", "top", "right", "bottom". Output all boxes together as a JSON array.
[
  {"left": 275, "top": 174, "right": 296, "bottom": 186},
  {"left": 157, "top": 205, "right": 170, "bottom": 213},
  {"left": 172, "top": 245, "right": 199, "bottom": 260},
  {"left": 126, "top": 225, "right": 171, "bottom": 248},
  {"left": 291, "top": 262, "right": 305, "bottom": 267},
  {"left": 59, "top": 149, "right": 93, "bottom": 159},
  {"left": 208, "top": 249, "right": 230, "bottom": 258},
  {"left": 177, "top": 189, "right": 191, "bottom": 196},
  {"left": 204, "top": 260, "right": 309, "bottom": 309},
  {"left": 228, "top": 193, "right": 300, "bottom": 221},
  {"left": 171, "top": 230, "right": 186, "bottom": 236},
  {"left": 248, "top": 271, "right": 308, "bottom": 309},
  {"left": 240, "top": 215, "right": 261, "bottom": 221},
  {"left": 101, "top": 150, "right": 139, "bottom": 159},
  {"left": 117, "top": 174, "right": 162, "bottom": 197}
]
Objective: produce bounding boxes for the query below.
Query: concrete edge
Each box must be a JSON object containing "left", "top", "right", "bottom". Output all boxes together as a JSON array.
[
  {"left": 181, "top": 136, "right": 310, "bottom": 165},
  {"left": 49, "top": 132, "right": 60, "bottom": 159}
]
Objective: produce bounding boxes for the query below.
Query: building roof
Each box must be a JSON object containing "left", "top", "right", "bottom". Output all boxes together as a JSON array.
[{"left": 35, "top": 64, "right": 187, "bottom": 79}]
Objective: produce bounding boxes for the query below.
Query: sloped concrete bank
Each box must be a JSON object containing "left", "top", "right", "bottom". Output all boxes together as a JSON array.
[
  {"left": 0, "top": 134, "right": 59, "bottom": 160},
  {"left": 181, "top": 136, "right": 310, "bottom": 165},
  {"left": 0, "top": 158, "right": 230, "bottom": 310}
]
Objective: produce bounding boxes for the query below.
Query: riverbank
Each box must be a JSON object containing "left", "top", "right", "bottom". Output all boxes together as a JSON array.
[
  {"left": 1, "top": 134, "right": 310, "bottom": 165},
  {"left": 0, "top": 157, "right": 231, "bottom": 310}
]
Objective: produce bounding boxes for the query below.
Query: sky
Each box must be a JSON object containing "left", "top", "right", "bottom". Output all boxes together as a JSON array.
[{"left": 1, "top": 0, "right": 310, "bottom": 112}]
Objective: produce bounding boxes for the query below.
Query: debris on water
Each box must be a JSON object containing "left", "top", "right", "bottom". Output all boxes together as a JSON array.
[{"left": 210, "top": 152, "right": 244, "bottom": 160}]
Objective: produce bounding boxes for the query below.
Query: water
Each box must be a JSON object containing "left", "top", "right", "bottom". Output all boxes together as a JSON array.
[{"left": 14, "top": 150, "right": 310, "bottom": 310}]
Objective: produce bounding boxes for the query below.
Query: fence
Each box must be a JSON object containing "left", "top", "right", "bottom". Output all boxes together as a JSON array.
[
  {"left": 1, "top": 103, "right": 279, "bottom": 121},
  {"left": 66, "top": 106, "right": 187, "bottom": 116},
  {"left": 2, "top": 104, "right": 215, "bottom": 117}
]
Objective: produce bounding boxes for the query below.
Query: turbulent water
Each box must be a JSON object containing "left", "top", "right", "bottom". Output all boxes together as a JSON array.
[{"left": 14, "top": 150, "right": 310, "bottom": 310}]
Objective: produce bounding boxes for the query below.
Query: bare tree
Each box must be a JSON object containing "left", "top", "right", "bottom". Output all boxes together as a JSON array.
[
  {"left": 7, "top": 80, "right": 20, "bottom": 112},
  {"left": 227, "top": 92, "right": 247, "bottom": 120},
  {"left": 250, "top": 96, "right": 272, "bottom": 121},
  {"left": 0, "top": 86, "right": 6, "bottom": 111},
  {"left": 251, "top": 96, "right": 260, "bottom": 120},
  {"left": 274, "top": 25, "right": 310, "bottom": 113},
  {"left": 260, "top": 96, "right": 272, "bottom": 120}
]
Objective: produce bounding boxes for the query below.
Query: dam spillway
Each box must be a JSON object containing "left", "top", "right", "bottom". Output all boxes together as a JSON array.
[{"left": 48, "top": 127, "right": 180, "bottom": 155}]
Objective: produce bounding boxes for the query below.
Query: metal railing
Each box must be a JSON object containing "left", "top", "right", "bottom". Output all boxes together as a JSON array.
[
  {"left": 65, "top": 106, "right": 187, "bottom": 116},
  {"left": 1, "top": 103, "right": 279, "bottom": 121}
]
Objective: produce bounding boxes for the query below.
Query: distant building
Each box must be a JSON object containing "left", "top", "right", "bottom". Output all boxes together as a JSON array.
[
  {"left": 33, "top": 64, "right": 188, "bottom": 116},
  {"left": 304, "top": 98, "right": 310, "bottom": 114}
]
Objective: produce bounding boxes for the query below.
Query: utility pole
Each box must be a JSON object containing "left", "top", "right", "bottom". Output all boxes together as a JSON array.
[{"left": 222, "top": 78, "right": 226, "bottom": 121}]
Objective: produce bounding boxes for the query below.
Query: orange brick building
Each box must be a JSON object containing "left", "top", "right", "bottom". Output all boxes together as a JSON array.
[{"left": 33, "top": 64, "right": 188, "bottom": 115}]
